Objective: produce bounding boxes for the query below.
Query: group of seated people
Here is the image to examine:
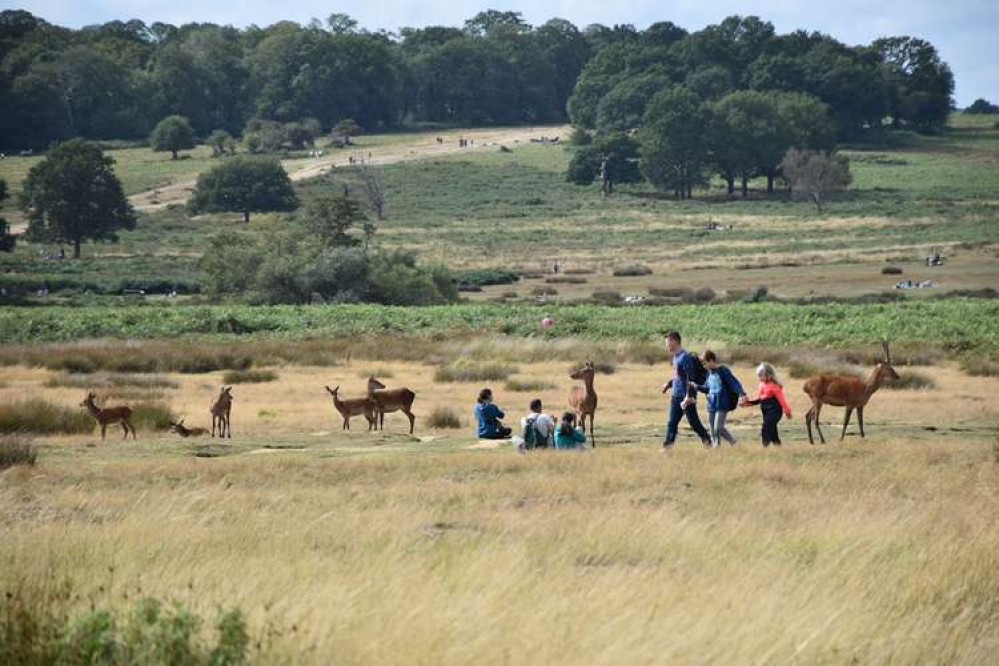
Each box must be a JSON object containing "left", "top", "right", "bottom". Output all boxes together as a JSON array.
[{"left": 473, "top": 389, "right": 586, "bottom": 452}]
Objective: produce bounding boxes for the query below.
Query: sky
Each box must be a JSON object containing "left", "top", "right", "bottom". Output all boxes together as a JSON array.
[{"left": 5, "top": 1, "right": 996, "bottom": 106}]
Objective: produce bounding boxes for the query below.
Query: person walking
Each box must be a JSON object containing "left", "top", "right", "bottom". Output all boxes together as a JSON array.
[{"left": 660, "top": 330, "right": 711, "bottom": 449}]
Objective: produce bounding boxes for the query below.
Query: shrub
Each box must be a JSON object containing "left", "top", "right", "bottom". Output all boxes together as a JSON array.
[
  {"left": 505, "top": 379, "right": 557, "bottom": 392},
  {"left": 882, "top": 266, "right": 904, "bottom": 275},
  {"left": 0, "top": 435, "right": 37, "bottom": 470},
  {"left": 886, "top": 370, "right": 937, "bottom": 390},
  {"left": 546, "top": 276, "right": 588, "bottom": 284},
  {"left": 693, "top": 287, "right": 716, "bottom": 303},
  {"left": 745, "top": 285, "right": 769, "bottom": 302},
  {"left": 787, "top": 361, "right": 858, "bottom": 379},
  {"left": 0, "top": 399, "right": 94, "bottom": 435},
  {"left": 649, "top": 287, "right": 694, "bottom": 299},
  {"left": 563, "top": 268, "right": 595, "bottom": 275},
  {"left": 44, "top": 373, "right": 178, "bottom": 390},
  {"left": 131, "top": 403, "right": 176, "bottom": 431},
  {"left": 959, "top": 358, "right": 999, "bottom": 377},
  {"left": 222, "top": 369, "right": 278, "bottom": 384},
  {"left": 357, "top": 368, "right": 394, "bottom": 379},
  {"left": 455, "top": 269, "right": 519, "bottom": 286},
  {"left": 457, "top": 284, "right": 483, "bottom": 293},
  {"left": 532, "top": 286, "right": 558, "bottom": 296},
  {"left": 613, "top": 264, "right": 653, "bottom": 277},
  {"left": 591, "top": 290, "right": 621, "bottom": 303},
  {"left": 434, "top": 363, "right": 516, "bottom": 383},
  {"left": 426, "top": 406, "right": 462, "bottom": 429}
]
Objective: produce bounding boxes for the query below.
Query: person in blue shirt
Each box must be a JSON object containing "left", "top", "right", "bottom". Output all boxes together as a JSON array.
[
  {"left": 659, "top": 330, "right": 711, "bottom": 449},
  {"left": 474, "top": 388, "right": 511, "bottom": 439},
  {"left": 553, "top": 411, "right": 587, "bottom": 450},
  {"left": 689, "top": 350, "right": 747, "bottom": 447}
]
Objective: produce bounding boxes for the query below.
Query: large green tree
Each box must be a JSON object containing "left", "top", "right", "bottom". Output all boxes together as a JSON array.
[
  {"left": 19, "top": 139, "right": 136, "bottom": 258},
  {"left": 639, "top": 87, "right": 709, "bottom": 199},
  {"left": 189, "top": 156, "right": 298, "bottom": 223},
  {"left": 150, "top": 114, "right": 195, "bottom": 159},
  {"left": 566, "top": 132, "right": 641, "bottom": 195},
  {"left": 0, "top": 177, "right": 15, "bottom": 252}
]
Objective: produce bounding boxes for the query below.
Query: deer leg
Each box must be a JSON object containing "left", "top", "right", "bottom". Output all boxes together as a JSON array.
[
  {"left": 226, "top": 416, "right": 231, "bottom": 439},
  {"left": 805, "top": 407, "right": 815, "bottom": 445},
  {"left": 857, "top": 407, "right": 865, "bottom": 439},
  {"left": 101, "top": 423, "right": 107, "bottom": 441},
  {"left": 121, "top": 422, "right": 129, "bottom": 439},
  {"left": 589, "top": 412, "right": 595, "bottom": 448},
  {"left": 404, "top": 408, "right": 415, "bottom": 434},
  {"left": 840, "top": 407, "right": 853, "bottom": 441},
  {"left": 343, "top": 416, "right": 349, "bottom": 431},
  {"left": 814, "top": 404, "right": 826, "bottom": 444},
  {"left": 212, "top": 417, "right": 216, "bottom": 438}
]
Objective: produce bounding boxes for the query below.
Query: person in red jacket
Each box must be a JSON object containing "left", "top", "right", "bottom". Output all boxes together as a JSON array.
[{"left": 741, "top": 363, "right": 792, "bottom": 446}]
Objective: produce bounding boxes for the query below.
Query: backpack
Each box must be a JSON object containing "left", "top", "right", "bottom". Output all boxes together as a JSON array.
[
  {"left": 522, "top": 416, "right": 547, "bottom": 449},
  {"left": 688, "top": 352, "right": 709, "bottom": 386},
  {"left": 720, "top": 367, "right": 740, "bottom": 412}
]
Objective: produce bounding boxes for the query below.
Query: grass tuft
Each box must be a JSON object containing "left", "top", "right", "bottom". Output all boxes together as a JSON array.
[
  {"left": 434, "top": 363, "right": 517, "bottom": 383},
  {"left": 505, "top": 378, "right": 557, "bottom": 392},
  {"left": 0, "top": 435, "right": 37, "bottom": 470},
  {"left": 0, "top": 399, "right": 94, "bottom": 435},
  {"left": 612, "top": 264, "right": 653, "bottom": 277},
  {"left": 426, "top": 407, "right": 462, "bottom": 429},
  {"left": 222, "top": 369, "right": 278, "bottom": 384}
]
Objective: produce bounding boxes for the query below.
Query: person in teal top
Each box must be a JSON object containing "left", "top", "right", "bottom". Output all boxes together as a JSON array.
[{"left": 554, "top": 411, "right": 587, "bottom": 450}]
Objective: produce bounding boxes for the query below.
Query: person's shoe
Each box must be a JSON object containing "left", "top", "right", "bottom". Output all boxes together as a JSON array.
[
  {"left": 661, "top": 441, "right": 675, "bottom": 452},
  {"left": 702, "top": 439, "right": 713, "bottom": 449}
]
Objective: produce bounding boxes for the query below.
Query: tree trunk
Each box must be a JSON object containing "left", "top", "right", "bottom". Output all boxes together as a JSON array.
[
  {"left": 726, "top": 176, "right": 735, "bottom": 195},
  {"left": 73, "top": 239, "right": 81, "bottom": 259},
  {"left": 686, "top": 184, "right": 692, "bottom": 199},
  {"left": 741, "top": 176, "right": 748, "bottom": 198},
  {"left": 766, "top": 173, "right": 774, "bottom": 194},
  {"left": 171, "top": 149, "right": 178, "bottom": 160},
  {"left": 243, "top": 210, "right": 250, "bottom": 223},
  {"left": 813, "top": 193, "right": 822, "bottom": 212}
]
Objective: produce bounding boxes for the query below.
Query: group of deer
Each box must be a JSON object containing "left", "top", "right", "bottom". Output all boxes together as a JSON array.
[
  {"left": 78, "top": 386, "right": 233, "bottom": 441},
  {"left": 325, "top": 376, "right": 416, "bottom": 433}
]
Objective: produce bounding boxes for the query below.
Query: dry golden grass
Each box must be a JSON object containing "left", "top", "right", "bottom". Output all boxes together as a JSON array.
[{"left": 1, "top": 360, "right": 997, "bottom": 663}]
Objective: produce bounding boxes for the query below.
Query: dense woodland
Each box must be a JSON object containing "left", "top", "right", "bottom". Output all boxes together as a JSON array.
[{"left": 0, "top": 9, "right": 954, "bottom": 150}]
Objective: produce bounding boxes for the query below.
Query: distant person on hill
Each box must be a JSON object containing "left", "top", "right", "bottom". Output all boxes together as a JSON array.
[
  {"left": 689, "top": 350, "right": 746, "bottom": 447},
  {"left": 660, "top": 330, "right": 711, "bottom": 450},
  {"left": 554, "top": 411, "right": 587, "bottom": 450},
  {"left": 475, "top": 388, "right": 511, "bottom": 439},
  {"left": 742, "top": 363, "right": 792, "bottom": 446}
]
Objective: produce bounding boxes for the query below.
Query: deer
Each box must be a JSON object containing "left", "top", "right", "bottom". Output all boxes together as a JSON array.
[
  {"left": 211, "top": 386, "right": 233, "bottom": 439},
  {"left": 80, "top": 392, "right": 136, "bottom": 440},
  {"left": 325, "top": 385, "right": 376, "bottom": 431},
  {"left": 366, "top": 376, "right": 416, "bottom": 434},
  {"left": 169, "top": 419, "right": 208, "bottom": 438},
  {"left": 803, "top": 340, "right": 900, "bottom": 444},
  {"left": 568, "top": 361, "right": 598, "bottom": 447}
]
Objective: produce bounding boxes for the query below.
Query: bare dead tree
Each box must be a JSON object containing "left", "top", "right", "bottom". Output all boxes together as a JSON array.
[{"left": 357, "top": 164, "right": 386, "bottom": 221}]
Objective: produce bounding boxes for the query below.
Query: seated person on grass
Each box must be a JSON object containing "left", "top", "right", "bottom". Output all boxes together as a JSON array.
[{"left": 474, "top": 388, "right": 512, "bottom": 439}]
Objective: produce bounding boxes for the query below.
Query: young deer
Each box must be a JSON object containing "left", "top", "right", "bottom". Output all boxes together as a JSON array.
[
  {"left": 325, "top": 385, "right": 376, "bottom": 431},
  {"left": 211, "top": 386, "right": 233, "bottom": 438},
  {"left": 169, "top": 418, "right": 208, "bottom": 438},
  {"left": 366, "top": 376, "right": 416, "bottom": 434},
  {"left": 568, "top": 361, "right": 598, "bottom": 447},
  {"left": 80, "top": 392, "right": 136, "bottom": 440},
  {"left": 803, "top": 340, "right": 900, "bottom": 444}
]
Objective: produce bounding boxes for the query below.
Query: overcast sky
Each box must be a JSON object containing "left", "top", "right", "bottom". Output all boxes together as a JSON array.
[{"left": 6, "top": 1, "right": 996, "bottom": 105}]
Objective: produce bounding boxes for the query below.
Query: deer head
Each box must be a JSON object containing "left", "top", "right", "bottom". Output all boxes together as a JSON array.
[
  {"left": 169, "top": 419, "right": 184, "bottom": 433},
  {"left": 570, "top": 361, "right": 595, "bottom": 381},
  {"left": 79, "top": 392, "right": 97, "bottom": 408},
  {"left": 875, "top": 340, "right": 901, "bottom": 383},
  {"left": 326, "top": 385, "right": 340, "bottom": 398},
  {"left": 368, "top": 376, "right": 386, "bottom": 391}
]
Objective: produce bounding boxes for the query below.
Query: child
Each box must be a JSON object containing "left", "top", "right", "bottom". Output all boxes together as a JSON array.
[
  {"left": 554, "top": 411, "right": 587, "bottom": 450},
  {"left": 742, "top": 363, "right": 792, "bottom": 446},
  {"left": 689, "top": 350, "right": 747, "bottom": 447}
]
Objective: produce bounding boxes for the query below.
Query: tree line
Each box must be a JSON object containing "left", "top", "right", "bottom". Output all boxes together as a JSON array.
[{"left": 0, "top": 10, "right": 953, "bottom": 150}]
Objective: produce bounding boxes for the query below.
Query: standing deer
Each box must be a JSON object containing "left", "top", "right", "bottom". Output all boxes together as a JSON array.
[
  {"left": 80, "top": 392, "right": 136, "bottom": 440},
  {"left": 803, "top": 340, "right": 900, "bottom": 444},
  {"left": 211, "top": 386, "right": 233, "bottom": 438},
  {"left": 325, "top": 385, "right": 376, "bottom": 431},
  {"left": 169, "top": 419, "right": 208, "bottom": 438},
  {"left": 569, "top": 361, "right": 598, "bottom": 447},
  {"left": 366, "top": 376, "right": 416, "bottom": 434}
]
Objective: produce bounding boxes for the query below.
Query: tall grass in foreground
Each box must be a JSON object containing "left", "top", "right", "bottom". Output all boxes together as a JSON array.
[
  {"left": 0, "top": 435, "right": 36, "bottom": 469},
  {"left": 0, "top": 441, "right": 994, "bottom": 663},
  {"left": 0, "top": 399, "right": 93, "bottom": 435}
]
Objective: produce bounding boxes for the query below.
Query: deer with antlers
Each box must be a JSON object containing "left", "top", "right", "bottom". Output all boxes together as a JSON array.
[
  {"left": 803, "top": 340, "right": 900, "bottom": 444},
  {"left": 211, "top": 386, "right": 233, "bottom": 438},
  {"left": 366, "top": 376, "right": 416, "bottom": 434},
  {"left": 169, "top": 419, "right": 208, "bottom": 438},
  {"left": 569, "top": 361, "right": 598, "bottom": 447},
  {"left": 80, "top": 392, "right": 136, "bottom": 440},
  {"left": 325, "top": 385, "right": 376, "bottom": 431}
]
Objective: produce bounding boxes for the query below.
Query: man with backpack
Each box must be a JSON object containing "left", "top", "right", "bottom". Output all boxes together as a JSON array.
[
  {"left": 659, "top": 330, "right": 712, "bottom": 450},
  {"left": 517, "top": 398, "right": 555, "bottom": 453}
]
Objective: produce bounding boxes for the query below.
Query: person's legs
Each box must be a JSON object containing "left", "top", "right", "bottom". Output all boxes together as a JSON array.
[
  {"left": 762, "top": 412, "right": 778, "bottom": 445},
  {"left": 770, "top": 413, "right": 782, "bottom": 446},
  {"left": 715, "top": 410, "right": 737, "bottom": 445},
  {"left": 683, "top": 401, "right": 711, "bottom": 445},
  {"left": 707, "top": 409, "right": 719, "bottom": 446},
  {"left": 663, "top": 396, "right": 683, "bottom": 447}
]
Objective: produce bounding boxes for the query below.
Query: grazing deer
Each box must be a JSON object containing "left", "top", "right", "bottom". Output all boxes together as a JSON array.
[
  {"left": 169, "top": 419, "right": 208, "bottom": 438},
  {"left": 211, "top": 386, "right": 233, "bottom": 439},
  {"left": 366, "top": 376, "right": 416, "bottom": 434},
  {"left": 803, "top": 340, "right": 900, "bottom": 444},
  {"left": 325, "top": 385, "right": 376, "bottom": 431},
  {"left": 568, "top": 361, "right": 598, "bottom": 447},
  {"left": 80, "top": 392, "right": 136, "bottom": 440}
]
